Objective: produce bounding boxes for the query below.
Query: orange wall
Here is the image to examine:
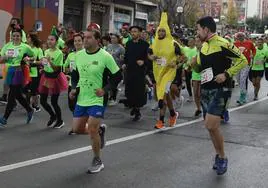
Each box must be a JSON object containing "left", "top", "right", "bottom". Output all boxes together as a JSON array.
[{"left": 6, "top": 6, "right": 58, "bottom": 42}]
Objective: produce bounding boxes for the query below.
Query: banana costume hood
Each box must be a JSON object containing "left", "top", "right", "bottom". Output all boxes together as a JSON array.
[{"left": 151, "top": 12, "right": 178, "bottom": 100}]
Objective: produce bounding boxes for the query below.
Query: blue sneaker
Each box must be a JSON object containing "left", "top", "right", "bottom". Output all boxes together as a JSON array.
[
  {"left": 0, "top": 117, "right": 7, "bottom": 126},
  {"left": 216, "top": 158, "right": 228, "bottom": 175},
  {"left": 26, "top": 110, "right": 34, "bottom": 124},
  {"left": 212, "top": 154, "right": 220, "bottom": 170},
  {"left": 223, "top": 110, "right": 229, "bottom": 123}
]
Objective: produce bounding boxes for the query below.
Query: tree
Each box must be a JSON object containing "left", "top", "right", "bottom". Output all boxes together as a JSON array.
[
  {"left": 149, "top": 0, "right": 202, "bottom": 28},
  {"left": 246, "top": 16, "right": 262, "bottom": 32},
  {"left": 226, "top": 0, "right": 238, "bottom": 27}
]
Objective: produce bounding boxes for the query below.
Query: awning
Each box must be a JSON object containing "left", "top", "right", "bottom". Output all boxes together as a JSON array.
[{"left": 131, "top": 0, "right": 158, "bottom": 7}]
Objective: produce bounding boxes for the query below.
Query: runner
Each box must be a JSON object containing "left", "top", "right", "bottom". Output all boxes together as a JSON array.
[
  {"left": 38, "top": 31, "right": 68, "bottom": 129},
  {"left": 69, "top": 29, "right": 121, "bottom": 173},
  {"left": 123, "top": 26, "right": 149, "bottom": 121},
  {"left": 250, "top": 37, "right": 268, "bottom": 100},
  {"left": 0, "top": 26, "right": 34, "bottom": 126},
  {"left": 234, "top": 32, "right": 256, "bottom": 105},
  {"left": 183, "top": 38, "right": 196, "bottom": 102},
  {"left": 193, "top": 16, "right": 247, "bottom": 175},
  {"left": 106, "top": 34, "right": 125, "bottom": 106},
  {"left": 24, "top": 32, "right": 43, "bottom": 112},
  {"left": 191, "top": 36, "right": 202, "bottom": 117},
  {"left": 64, "top": 33, "right": 84, "bottom": 113},
  {"left": 149, "top": 12, "right": 183, "bottom": 129}
]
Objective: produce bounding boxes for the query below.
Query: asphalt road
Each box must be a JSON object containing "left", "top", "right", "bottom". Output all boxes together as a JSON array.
[{"left": 0, "top": 80, "right": 268, "bottom": 188}]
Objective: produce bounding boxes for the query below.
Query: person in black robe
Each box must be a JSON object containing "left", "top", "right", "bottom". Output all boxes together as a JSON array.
[{"left": 122, "top": 26, "right": 149, "bottom": 121}]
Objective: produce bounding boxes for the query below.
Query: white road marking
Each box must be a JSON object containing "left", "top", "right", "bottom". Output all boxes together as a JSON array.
[{"left": 0, "top": 96, "right": 267, "bottom": 173}]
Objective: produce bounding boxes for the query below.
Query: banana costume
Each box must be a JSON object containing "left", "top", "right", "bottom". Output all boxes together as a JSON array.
[{"left": 151, "top": 12, "right": 178, "bottom": 100}]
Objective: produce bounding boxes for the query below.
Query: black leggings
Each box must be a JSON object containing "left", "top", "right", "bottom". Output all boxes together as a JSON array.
[
  {"left": 4, "top": 85, "right": 32, "bottom": 120},
  {"left": 185, "top": 70, "right": 192, "bottom": 97},
  {"left": 40, "top": 94, "right": 62, "bottom": 121}
]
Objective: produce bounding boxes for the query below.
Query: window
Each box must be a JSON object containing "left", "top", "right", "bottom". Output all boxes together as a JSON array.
[{"left": 31, "top": 0, "right": 46, "bottom": 8}]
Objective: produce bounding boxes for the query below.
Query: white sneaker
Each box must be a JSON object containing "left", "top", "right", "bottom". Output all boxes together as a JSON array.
[
  {"left": 151, "top": 102, "right": 159, "bottom": 111},
  {"left": 186, "top": 96, "right": 193, "bottom": 102},
  {"left": 108, "top": 100, "right": 117, "bottom": 106}
]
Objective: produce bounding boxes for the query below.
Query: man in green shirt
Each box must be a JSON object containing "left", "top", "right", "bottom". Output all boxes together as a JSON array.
[
  {"left": 70, "top": 29, "right": 121, "bottom": 174},
  {"left": 250, "top": 37, "right": 268, "bottom": 100}
]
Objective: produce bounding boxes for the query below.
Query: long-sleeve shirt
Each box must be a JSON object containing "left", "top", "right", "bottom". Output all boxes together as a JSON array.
[{"left": 234, "top": 40, "right": 256, "bottom": 64}]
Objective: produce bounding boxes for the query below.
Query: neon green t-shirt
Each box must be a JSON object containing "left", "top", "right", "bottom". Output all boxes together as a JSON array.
[
  {"left": 184, "top": 47, "right": 201, "bottom": 80},
  {"left": 251, "top": 47, "right": 268, "bottom": 71},
  {"left": 29, "top": 47, "right": 43, "bottom": 77},
  {"left": 74, "top": 48, "right": 120, "bottom": 107},
  {"left": 64, "top": 51, "right": 77, "bottom": 86},
  {"left": 43, "top": 48, "right": 63, "bottom": 73},
  {"left": 1, "top": 42, "right": 34, "bottom": 66},
  {"left": 56, "top": 37, "right": 65, "bottom": 49}
]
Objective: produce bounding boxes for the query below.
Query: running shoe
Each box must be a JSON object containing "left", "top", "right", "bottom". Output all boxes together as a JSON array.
[
  {"left": 212, "top": 154, "right": 220, "bottom": 170},
  {"left": 99, "top": 124, "right": 106, "bottom": 149},
  {"left": 151, "top": 102, "right": 159, "bottom": 111},
  {"left": 0, "top": 96, "right": 7, "bottom": 104},
  {"left": 53, "top": 120, "right": 65, "bottom": 129},
  {"left": 132, "top": 112, "right": 141, "bottom": 122},
  {"left": 194, "top": 110, "right": 202, "bottom": 117},
  {"left": 223, "top": 110, "right": 229, "bottom": 123},
  {"left": 154, "top": 120, "right": 164, "bottom": 129},
  {"left": 26, "top": 110, "right": 34, "bottom": 124},
  {"left": 87, "top": 157, "right": 104, "bottom": 174},
  {"left": 33, "top": 106, "right": 41, "bottom": 113},
  {"left": 0, "top": 117, "right": 7, "bottom": 126},
  {"left": 47, "top": 116, "right": 57, "bottom": 128},
  {"left": 68, "top": 130, "right": 77, "bottom": 135},
  {"left": 169, "top": 112, "right": 179, "bottom": 127},
  {"left": 108, "top": 100, "right": 117, "bottom": 106},
  {"left": 216, "top": 157, "right": 228, "bottom": 175}
]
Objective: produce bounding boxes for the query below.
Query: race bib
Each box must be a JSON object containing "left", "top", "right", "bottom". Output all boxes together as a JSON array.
[
  {"left": 156, "top": 58, "right": 166, "bottom": 66},
  {"left": 42, "top": 58, "right": 49, "bottom": 66},
  {"left": 69, "top": 61, "right": 75, "bottom": 71},
  {"left": 7, "top": 49, "right": 15, "bottom": 57},
  {"left": 201, "top": 67, "right": 214, "bottom": 84},
  {"left": 255, "top": 60, "right": 264, "bottom": 65}
]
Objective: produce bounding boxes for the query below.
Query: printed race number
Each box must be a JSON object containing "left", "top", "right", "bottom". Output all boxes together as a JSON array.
[{"left": 201, "top": 67, "right": 214, "bottom": 84}]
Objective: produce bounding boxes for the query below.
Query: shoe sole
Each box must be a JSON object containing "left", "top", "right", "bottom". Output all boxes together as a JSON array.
[
  {"left": 54, "top": 122, "right": 65, "bottom": 129},
  {"left": 87, "top": 164, "right": 104, "bottom": 174},
  {"left": 217, "top": 169, "right": 227, "bottom": 175}
]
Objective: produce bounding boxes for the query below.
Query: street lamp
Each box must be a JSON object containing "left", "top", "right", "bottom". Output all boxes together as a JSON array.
[{"left": 176, "top": 6, "right": 183, "bottom": 29}]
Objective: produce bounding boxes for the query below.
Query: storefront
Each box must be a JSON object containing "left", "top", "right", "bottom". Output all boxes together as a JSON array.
[
  {"left": 63, "top": 0, "right": 84, "bottom": 31},
  {"left": 91, "top": 2, "right": 110, "bottom": 34},
  {"left": 113, "top": 6, "right": 133, "bottom": 34}
]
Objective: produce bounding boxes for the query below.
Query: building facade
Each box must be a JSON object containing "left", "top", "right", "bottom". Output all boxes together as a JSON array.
[
  {"left": 61, "top": 0, "right": 157, "bottom": 35},
  {"left": 259, "top": 0, "right": 268, "bottom": 19}
]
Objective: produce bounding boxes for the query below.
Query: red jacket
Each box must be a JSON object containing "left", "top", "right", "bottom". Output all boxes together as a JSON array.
[{"left": 234, "top": 40, "right": 256, "bottom": 64}]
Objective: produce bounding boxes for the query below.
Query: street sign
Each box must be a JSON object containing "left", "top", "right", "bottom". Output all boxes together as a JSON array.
[{"left": 176, "top": 6, "right": 183, "bottom": 13}]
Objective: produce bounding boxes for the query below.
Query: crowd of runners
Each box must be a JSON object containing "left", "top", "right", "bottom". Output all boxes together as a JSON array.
[{"left": 0, "top": 13, "right": 267, "bottom": 175}]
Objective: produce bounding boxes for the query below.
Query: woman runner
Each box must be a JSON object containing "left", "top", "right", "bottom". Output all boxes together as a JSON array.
[
  {"left": 38, "top": 33, "right": 68, "bottom": 128},
  {"left": 0, "top": 26, "right": 34, "bottom": 126}
]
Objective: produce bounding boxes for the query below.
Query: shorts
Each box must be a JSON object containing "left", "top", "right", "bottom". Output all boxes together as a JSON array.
[
  {"left": 201, "top": 88, "right": 232, "bottom": 117},
  {"left": 172, "top": 68, "right": 183, "bottom": 86},
  {"left": 73, "top": 105, "right": 105, "bottom": 118},
  {"left": 250, "top": 70, "right": 264, "bottom": 78},
  {"left": 24, "top": 76, "right": 40, "bottom": 95}
]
